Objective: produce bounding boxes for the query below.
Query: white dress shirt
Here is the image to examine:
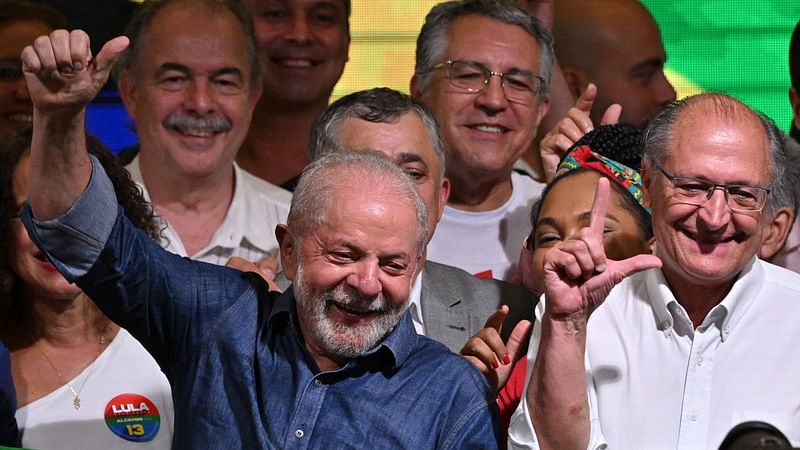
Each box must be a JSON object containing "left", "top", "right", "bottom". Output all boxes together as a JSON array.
[
  {"left": 509, "top": 258, "right": 800, "bottom": 450},
  {"left": 408, "top": 273, "right": 425, "bottom": 335},
  {"left": 126, "top": 156, "right": 292, "bottom": 266}
]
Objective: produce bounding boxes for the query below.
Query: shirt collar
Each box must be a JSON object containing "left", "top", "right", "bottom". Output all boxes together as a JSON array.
[
  {"left": 226, "top": 163, "right": 281, "bottom": 253},
  {"left": 125, "top": 157, "right": 277, "bottom": 254},
  {"left": 269, "top": 286, "right": 419, "bottom": 370},
  {"left": 407, "top": 271, "right": 425, "bottom": 334},
  {"left": 647, "top": 257, "right": 764, "bottom": 341}
]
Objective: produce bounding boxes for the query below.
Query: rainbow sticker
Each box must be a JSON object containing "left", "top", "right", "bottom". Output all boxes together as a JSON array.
[{"left": 104, "top": 393, "right": 161, "bottom": 442}]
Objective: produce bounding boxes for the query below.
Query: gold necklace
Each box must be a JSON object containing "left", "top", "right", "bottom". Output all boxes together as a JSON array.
[{"left": 38, "top": 335, "right": 106, "bottom": 410}]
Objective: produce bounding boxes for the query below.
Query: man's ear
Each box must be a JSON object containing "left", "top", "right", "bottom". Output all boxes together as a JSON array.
[
  {"left": 790, "top": 87, "right": 800, "bottom": 130},
  {"left": 759, "top": 207, "right": 794, "bottom": 261},
  {"left": 276, "top": 224, "right": 298, "bottom": 282},
  {"left": 641, "top": 164, "right": 653, "bottom": 210},
  {"left": 118, "top": 70, "right": 138, "bottom": 118},
  {"left": 647, "top": 236, "right": 657, "bottom": 255},
  {"left": 561, "top": 66, "right": 588, "bottom": 100},
  {"left": 247, "top": 82, "right": 263, "bottom": 113},
  {"left": 410, "top": 74, "right": 423, "bottom": 100},
  {"left": 437, "top": 177, "right": 451, "bottom": 222}
]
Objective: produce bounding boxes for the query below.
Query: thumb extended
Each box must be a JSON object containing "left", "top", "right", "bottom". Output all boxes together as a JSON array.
[
  {"left": 615, "top": 254, "right": 662, "bottom": 279},
  {"left": 504, "top": 319, "right": 532, "bottom": 364},
  {"left": 93, "top": 36, "right": 129, "bottom": 76}
]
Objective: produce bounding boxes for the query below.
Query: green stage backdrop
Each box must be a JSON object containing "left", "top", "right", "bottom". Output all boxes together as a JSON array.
[
  {"left": 644, "top": 1, "right": 800, "bottom": 132},
  {"left": 334, "top": 1, "right": 800, "bottom": 132}
]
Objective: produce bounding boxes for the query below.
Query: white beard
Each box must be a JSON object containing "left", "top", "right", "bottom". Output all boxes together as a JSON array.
[{"left": 293, "top": 264, "right": 409, "bottom": 359}]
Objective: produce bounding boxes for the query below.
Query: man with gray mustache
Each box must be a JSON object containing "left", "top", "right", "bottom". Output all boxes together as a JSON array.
[{"left": 116, "top": 0, "right": 292, "bottom": 266}]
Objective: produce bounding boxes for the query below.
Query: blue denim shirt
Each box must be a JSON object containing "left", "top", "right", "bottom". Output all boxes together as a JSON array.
[{"left": 22, "top": 158, "right": 499, "bottom": 449}]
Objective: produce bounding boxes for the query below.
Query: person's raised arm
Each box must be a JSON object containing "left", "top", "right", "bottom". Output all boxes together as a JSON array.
[
  {"left": 526, "top": 178, "right": 660, "bottom": 450},
  {"left": 21, "top": 29, "right": 128, "bottom": 219}
]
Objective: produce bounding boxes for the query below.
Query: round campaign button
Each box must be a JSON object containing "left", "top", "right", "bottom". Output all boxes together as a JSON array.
[{"left": 104, "top": 393, "right": 161, "bottom": 442}]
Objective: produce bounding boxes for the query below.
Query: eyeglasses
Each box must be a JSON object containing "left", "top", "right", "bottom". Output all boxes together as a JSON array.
[
  {"left": 652, "top": 161, "right": 770, "bottom": 212},
  {"left": 432, "top": 60, "right": 545, "bottom": 104}
]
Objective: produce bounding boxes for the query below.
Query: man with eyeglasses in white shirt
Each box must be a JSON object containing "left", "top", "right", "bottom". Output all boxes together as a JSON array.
[
  {"left": 410, "top": 0, "right": 551, "bottom": 282},
  {"left": 508, "top": 92, "right": 800, "bottom": 450}
]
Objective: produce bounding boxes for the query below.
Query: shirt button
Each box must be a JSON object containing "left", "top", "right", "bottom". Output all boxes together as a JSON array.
[
  {"left": 697, "top": 356, "right": 704, "bottom": 366},
  {"left": 314, "top": 379, "right": 322, "bottom": 387},
  {"left": 295, "top": 429, "right": 304, "bottom": 438},
  {"left": 690, "top": 412, "right": 698, "bottom": 422}
]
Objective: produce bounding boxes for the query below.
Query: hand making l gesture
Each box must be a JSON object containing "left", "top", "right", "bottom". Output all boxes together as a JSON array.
[{"left": 541, "top": 178, "right": 661, "bottom": 324}]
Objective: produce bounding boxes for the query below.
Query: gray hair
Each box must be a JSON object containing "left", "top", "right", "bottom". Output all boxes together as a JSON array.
[
  {"left": 771, "top": 132, "right": 800, "bottom": 218},
  {"left": 309, "top": 87, "right": 446, "bottom": 180},
  {"left": 642, "top": 92, "right": 786, "bottom": 216},
  {"left": 114, "top": 0, "right": 261, "bottom": 88},
  {"left": 414, "top": 0, "right": 554, "bottom": 100},
  {"left": 289, "top": 151, "right": 430, "bottom": 258}
]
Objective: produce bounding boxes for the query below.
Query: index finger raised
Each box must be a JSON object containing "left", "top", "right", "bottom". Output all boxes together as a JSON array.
[
  {"left": 483, "top": 305, "right": 510, "bottom": 332},
  {"left": 576, "top": 82, "right": 597, "bottom": 113},
  {"left": 589, "top": 177, "right": 611, "bottom": 235}
]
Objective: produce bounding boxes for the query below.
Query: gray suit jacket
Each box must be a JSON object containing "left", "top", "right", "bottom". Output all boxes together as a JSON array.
[{"left": 421, "top": 261, "right": 536, "bottom": 353}]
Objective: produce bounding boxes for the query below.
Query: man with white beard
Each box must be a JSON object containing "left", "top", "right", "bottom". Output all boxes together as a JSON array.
[{"left": 20, "top": 27, "right": 498, "bottom": 447}]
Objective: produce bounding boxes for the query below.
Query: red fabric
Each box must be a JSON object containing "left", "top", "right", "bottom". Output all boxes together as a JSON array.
[
  {"left": 497, "top": 358, "right": 528, "bottom": 447},
  {"left": 473, "top": 269, "right": 494, "bottom": 279}
]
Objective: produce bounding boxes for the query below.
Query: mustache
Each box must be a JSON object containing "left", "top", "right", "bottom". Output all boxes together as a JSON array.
[
  {"left": 322, "top": 285, "right": 386, "bottom": 314},
  {"left": 163, "top": 113, "right": 231, "bottom": 135}
]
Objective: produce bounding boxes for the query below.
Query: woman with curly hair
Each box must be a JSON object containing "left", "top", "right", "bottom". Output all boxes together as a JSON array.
[
  {"left": 461, "top": 125, "right": 655, "bottom": 445},
  {"left": 0, "top": 126, "right": 173, "bottom": 448}
]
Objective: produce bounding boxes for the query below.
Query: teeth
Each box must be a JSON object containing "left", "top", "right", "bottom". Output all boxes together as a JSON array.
[
  {"left": 281, "top": 59, "right": 313, "bottom": 68},
  {"left": 6, "top": 113, "right": 32, "bottom": 124},
  {"left": 183, "top": 129, "right": 213, "bottom": 137},
  {"left": 473, "top": 125, "right": 503, "bottom": 133},
  {"left": 334, "top": 302, "right": 374, "bottom": 315}
]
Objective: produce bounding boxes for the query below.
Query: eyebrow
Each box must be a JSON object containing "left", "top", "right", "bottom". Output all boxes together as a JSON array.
[
  {"left": 397, "top": 152, "right": 428, "bottom": 167},
  {"left": 670, "top": 171, "right": 764, "bottom": 187},
  {"left": 156, "top": 63, "right": 244, "bottom": 80},
  {"left": 335, "top": 240, "right": 411, "bottom": 262},
  {"left": 156, "top": 63, "right": 190, "bottom": 77},
  {"left": 535, "top": 211, "right": 621, "bottom": 230},
  {"left": 627, "top": 57, "right": 664, "bottom": 76},
  {"left": 459, "top": 59, "right": 535, "bottom": 77}
]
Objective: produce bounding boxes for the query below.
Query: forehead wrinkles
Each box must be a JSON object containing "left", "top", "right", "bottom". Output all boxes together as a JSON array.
[
  {"left": 675, "top": 104, "right": 767, "bottom": 156},
  {"left": 137, "top": 7, "right": 250, "bottom": 75},
  {"left": 446, "top": 16, "right": 538, "bottom": 71}
]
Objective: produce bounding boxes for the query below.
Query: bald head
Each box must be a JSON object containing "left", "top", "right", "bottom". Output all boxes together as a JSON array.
[{"left": 554, "top": 0, "right": 675, "bottom": 127}]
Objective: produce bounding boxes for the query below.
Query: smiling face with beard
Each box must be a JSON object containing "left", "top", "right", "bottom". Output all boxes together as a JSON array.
[
  {"left": 279, "top": 166, "right": 424, "bottom": 368},
  {"left": 293, "top": 262, "right": 409, "bottom": 359}
]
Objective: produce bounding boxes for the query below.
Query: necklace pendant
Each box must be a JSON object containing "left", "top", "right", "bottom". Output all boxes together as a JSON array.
[{"left": 73, "top": 397, "right": 81, "bottom": 410}]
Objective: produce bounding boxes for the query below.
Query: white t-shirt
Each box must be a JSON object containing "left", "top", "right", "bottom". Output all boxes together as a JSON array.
[
  {"left": 509, "top": 258, "right": 800, "bottom": 450},
  {"left": 126, "top": 156, "right": 292, "bottom": 265},
  {"left": 16, "top": 329, "right": 174, "bottom": 449},
  {"left": 427, "top": 172, "right": 544, "bottom": 281}
]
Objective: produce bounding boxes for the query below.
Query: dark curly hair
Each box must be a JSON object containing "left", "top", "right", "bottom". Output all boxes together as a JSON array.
[
  {"left": 529, "top": 124, "right": 653, "bottom": 248},
  {"left": 570, "top": 123, "right": 644, "bottom": 170},
  {"left": 0, "top": 126, "right": 160, "bottom": 346}
]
